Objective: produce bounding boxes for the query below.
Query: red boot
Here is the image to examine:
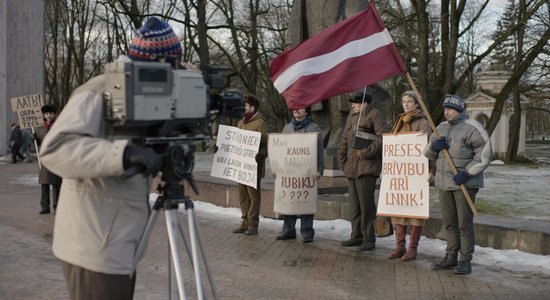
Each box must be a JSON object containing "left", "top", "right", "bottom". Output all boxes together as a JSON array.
[
  {"left": 402, "top": 225, "right": 423, "bottom": 261},
  {"left": 388, "top": 225, "right": 407, "bottom": 259}
]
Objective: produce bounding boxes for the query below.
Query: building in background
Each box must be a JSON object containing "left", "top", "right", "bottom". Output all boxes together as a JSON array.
[{"left": 465, "top": 65, "right": 529, "bottom": 160}]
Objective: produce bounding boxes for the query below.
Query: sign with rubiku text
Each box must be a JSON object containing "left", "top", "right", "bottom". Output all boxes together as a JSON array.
[
  {"left": 10, "top": 94, "right": 44, "bottom": 128},
  {"left": 377, "top": 132, "right": 430, "bottom": 219},
  {"left": 211, "top": 125, "right": 261, "bottom": 189},
  {"left": 269, "top": 132, "right": 318, "bottom": 215}
]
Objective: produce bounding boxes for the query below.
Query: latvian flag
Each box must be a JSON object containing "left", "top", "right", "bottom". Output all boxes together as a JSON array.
[{"left": 270, "top": 1, "right": 407, "bottom": 109}]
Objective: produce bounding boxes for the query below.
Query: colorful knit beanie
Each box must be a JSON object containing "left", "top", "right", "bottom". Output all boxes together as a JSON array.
[
  {"left": 128, "top": 17, "right": 182, "bottom": 64},
  {"left": 443, "top": 94, "right": 465, "bottom": 113}
]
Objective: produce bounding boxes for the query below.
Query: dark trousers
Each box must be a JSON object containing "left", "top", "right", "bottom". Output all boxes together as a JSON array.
[
  {"left": 281, "top": 214, "right": 315, "bottom": 239},
  {"left": 41, "top": 184, "right": 61, "bottom": 210},
  {"left": 440, "top": 188, "right": 478, "bottom": 262},
  {"left": 62, "top": 262, "right": 136, "bottom": 300},
  {"left": 11, "top": 144, "right": 25, "bottom": 163},
  {"left": 347, "top": 176, "right": 377, "bottom": 243}
]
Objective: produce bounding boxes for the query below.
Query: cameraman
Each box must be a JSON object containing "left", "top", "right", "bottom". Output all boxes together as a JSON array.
[{"left": 39, "top": 17, "right": 182, "bottom": 299}]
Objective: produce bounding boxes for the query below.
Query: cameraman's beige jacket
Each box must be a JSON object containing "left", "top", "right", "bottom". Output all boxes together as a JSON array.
[{"left": 40, "top": 74, "right": 151, "bottom": 275}]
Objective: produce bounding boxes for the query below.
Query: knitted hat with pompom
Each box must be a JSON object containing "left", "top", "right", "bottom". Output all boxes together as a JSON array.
[{"left": 128, "top": 17, "right": 182, "bottom": 64}]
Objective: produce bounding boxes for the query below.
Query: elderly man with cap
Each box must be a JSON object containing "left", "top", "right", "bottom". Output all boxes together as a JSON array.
[
  {"left": 424, "top": 94, "right": 492, "bottom": 275},
  {"left": 34, "top": 104, "right": 62, "bottom": 214},
  {"left": 337, "top": 91, "right": 389, "bottom": 251},
  {"left": 39, "top": 17, "right": 182, "bottom": 299},
  {"left": 232, "top": 94, "right": 268, "bottom": 235}
]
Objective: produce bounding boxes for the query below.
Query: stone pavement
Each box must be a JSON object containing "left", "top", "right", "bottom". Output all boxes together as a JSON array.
[{"left": 1, "top": 160, "right": 549, "bottom": 299}]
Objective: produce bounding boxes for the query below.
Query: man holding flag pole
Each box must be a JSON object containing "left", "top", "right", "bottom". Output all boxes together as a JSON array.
[{"left": 270, "top": 0, "right": 486, "bottom": 269}]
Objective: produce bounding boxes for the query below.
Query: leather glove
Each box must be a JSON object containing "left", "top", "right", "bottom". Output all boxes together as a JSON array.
[
  {"left": 123, "top": 145, "right": 161, "bottom": 176},
  {"left": 453, "top": 171, "right": 471, "bottom": 185},
  {"left": 255, "top": 153, "right": 264, "bottom": 163},
  {"left": 431, "top": 136, "right": 450, "bottom": 152},
  {"left": 315, "top": 172, "right": 322, "bottom": 180}
]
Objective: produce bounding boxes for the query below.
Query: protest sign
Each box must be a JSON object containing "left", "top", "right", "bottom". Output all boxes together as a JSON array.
[
  {"left": 269, "top": 132, "right": 318, "bottom": 215},
  {"left": 377, "top": 132, "right": 430, "bottom": 219},
  {"left": 10, "top": 94, "right": 44, "bottom": 128},
  {"left": 211, "top": 125, "right": 261, "bottom": 188}
]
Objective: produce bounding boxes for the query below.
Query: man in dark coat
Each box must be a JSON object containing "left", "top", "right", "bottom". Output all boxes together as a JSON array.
[
  {"left": 337, "top": 91, "right": 390, "bottom": 251},
  {"left": 9, "top": 123, "right": 26, "bottom": 163},
  {"left": 35, "top": 104, "right": 62, "bottom": 214}
]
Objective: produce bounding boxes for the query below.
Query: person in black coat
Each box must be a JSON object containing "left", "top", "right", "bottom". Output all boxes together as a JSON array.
[
  {"left": 9, "top": 123, "right": 26, "bottom": 163},
  {"left": 34, "top": 104, "right": 62, "bottom": 214}
]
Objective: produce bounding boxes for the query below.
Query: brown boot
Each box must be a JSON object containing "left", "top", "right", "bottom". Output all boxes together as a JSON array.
[
  {"left": 232, "top": 218, "right": 248, "bottom": 233},
  {"left": 388, "top": 225, "right": 407, "bottom": 259},
  {"left": 402, "top": 225, "right": 422, "bottom": 261}
]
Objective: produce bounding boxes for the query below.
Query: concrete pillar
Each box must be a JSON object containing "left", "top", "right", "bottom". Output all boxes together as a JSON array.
[{"left": 0, "top": 0, "right": 44, "bottom": 154}]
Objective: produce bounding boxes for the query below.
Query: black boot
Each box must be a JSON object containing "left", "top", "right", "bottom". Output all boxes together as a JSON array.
[
  {"left": 432, "top": 254, "right": 458, "bottom": 270},
  {"left": 454, "top": 261, "right": 472, "bottom": 275}
]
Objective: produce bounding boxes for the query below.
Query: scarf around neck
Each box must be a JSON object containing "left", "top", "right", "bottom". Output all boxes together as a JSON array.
[
  {"left": 44, "top": 118, "right": 56, "bottom": 129},
  {"left": 291, "top": 116, "right": 312, "bottom": 131},
  {"left": 243, "top": 111, "right": 257, "bottom": 124},
  {"left": 391, "top": 110, "right": 419, "bottom": 134}
]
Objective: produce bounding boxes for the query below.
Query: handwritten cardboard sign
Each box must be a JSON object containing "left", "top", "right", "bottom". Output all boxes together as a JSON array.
[
  {"left": 269, "top": 132, "right": 318, "bottom": 215},
  {"left": 377, "top": 132, "right": 430, "bottom": 219},
  {"left": 211, "top": 125, "right": 261, "bottom": 189},
  {"left": 10, "top": 94, "right": 44, "bottom": 128}
]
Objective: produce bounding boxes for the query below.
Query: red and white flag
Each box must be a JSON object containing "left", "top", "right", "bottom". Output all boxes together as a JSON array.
[{"left": 270, "top": 1, "right": 407, "bottom": 109}]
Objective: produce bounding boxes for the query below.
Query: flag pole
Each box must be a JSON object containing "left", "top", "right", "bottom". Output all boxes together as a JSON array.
[{"left": 404, "top": 72, "right": 478, "bottom": 216}]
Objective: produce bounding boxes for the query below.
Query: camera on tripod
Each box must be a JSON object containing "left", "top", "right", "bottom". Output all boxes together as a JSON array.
[{"left": 103, "top": 60, "right": 220, "bottom": 298}]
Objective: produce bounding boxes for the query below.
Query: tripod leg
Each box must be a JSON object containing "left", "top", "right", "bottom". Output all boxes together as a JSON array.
[
  {"left": 131, "top": 208, "right": 161, "bottom": 275},
  {"left": 165, "top": 209, "right": 187, "bottom": 300},
  {"left": 186, "top": 208, "right": 206, "bottom": 300}
]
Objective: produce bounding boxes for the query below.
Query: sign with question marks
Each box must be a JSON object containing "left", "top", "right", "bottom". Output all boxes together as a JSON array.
[
  {"left": 211, "top": 125, "right": 262, "bottom": 188},
  {"left": 377, "top": 132, "right": 430, "bottom": 219},
  {"left": 269, "top": 132, "right": 318, "bottom": 215}
]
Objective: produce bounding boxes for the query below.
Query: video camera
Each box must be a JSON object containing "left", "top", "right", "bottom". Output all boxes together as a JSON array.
[{"left": 103, "top": 60, "right": 245, "bottom": 137}]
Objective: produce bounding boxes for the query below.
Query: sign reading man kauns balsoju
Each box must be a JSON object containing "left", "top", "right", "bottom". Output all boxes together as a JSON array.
[{"left": 269, "top": 132, "right": 318, "bottom": 215}]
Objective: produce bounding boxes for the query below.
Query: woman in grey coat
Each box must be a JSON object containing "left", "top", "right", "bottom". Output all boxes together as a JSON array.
[{"left": 275, "top": 107, "right": 324, "bottom": 243}]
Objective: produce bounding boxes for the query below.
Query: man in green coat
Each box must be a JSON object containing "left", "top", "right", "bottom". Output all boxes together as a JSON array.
[{"left": 232, "top": 94, "right": 268, "bottom": 235}]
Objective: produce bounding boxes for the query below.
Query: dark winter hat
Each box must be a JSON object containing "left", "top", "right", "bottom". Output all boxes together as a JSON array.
[
  {"left": 128, "top": 17, "right": 182, "bottom": 63},
  {"left": 245, "top": 94, "right": 260, "bottom": 109},
  {"left": 41, "top": 104, "right": 57, "bottom": 114},
  {"left": 349, "top": 91, "right": 372, "bottom": 104},
  {"left": 443, "top": 94, "right": 465, "bottom": 113}
]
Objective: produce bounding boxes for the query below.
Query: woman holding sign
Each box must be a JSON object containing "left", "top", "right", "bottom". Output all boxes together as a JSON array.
[
  {"left": 388, "top": 91, "right": 432, "bottom": 261},
  {"left": 274, "top": 107, "right": 324, "bottom": 243}
]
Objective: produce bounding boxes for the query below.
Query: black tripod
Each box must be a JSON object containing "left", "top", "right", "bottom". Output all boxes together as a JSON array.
[{"left": 131, "top": 143, "right": 218, "bottom": 300}]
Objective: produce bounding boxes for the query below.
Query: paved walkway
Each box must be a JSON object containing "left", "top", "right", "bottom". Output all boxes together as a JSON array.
[{"left": 1, "top": 161, "right": 549, "bottom": 299}]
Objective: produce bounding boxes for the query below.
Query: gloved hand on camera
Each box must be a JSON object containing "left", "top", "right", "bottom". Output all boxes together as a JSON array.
[
  {"left": 431, "top": 136, "right": 450, "bottom": 152},
  {"left": 453, "top": 171, "right": 471, "bottom": 185},
  {"left": 123, "top": 145, "right": 161, "bottom": 176}
]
